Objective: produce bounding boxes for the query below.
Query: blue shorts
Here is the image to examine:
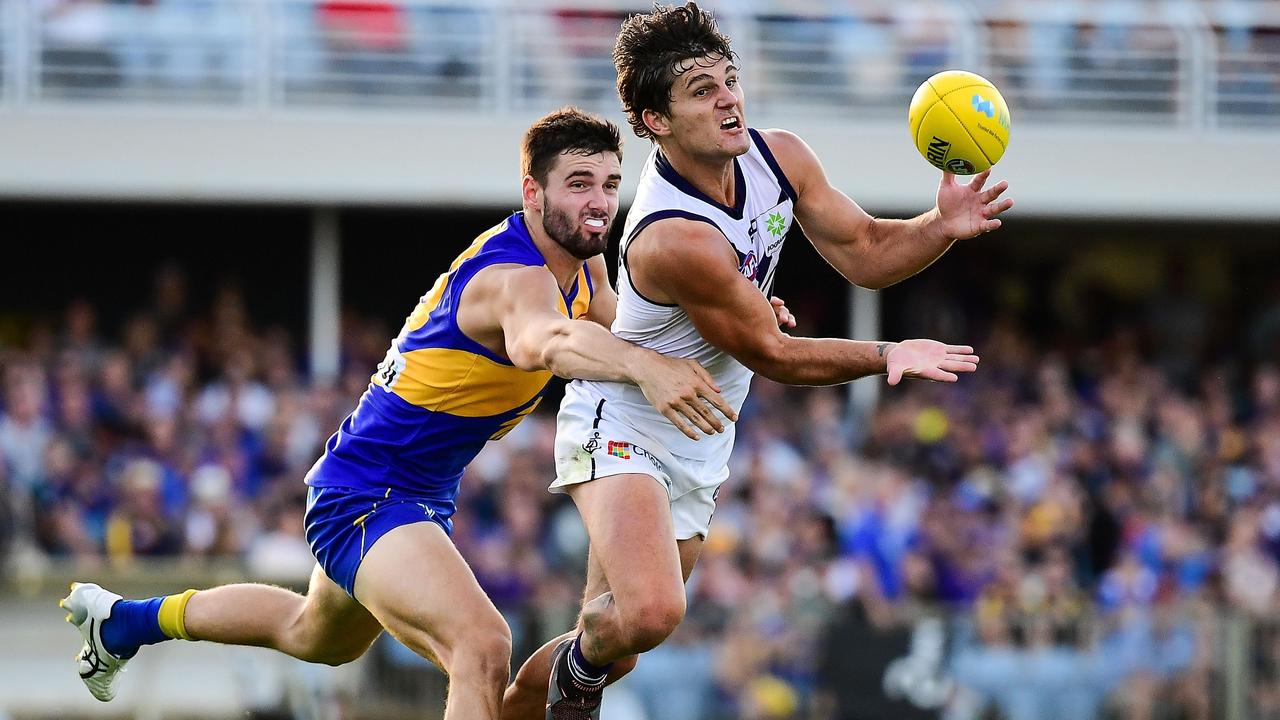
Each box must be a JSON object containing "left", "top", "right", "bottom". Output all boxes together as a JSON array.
[{"left": 304, "top": 485, "right": 453, "bottom": 597}]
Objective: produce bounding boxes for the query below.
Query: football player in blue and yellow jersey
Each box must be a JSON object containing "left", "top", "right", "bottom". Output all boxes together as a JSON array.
[{"left": 60, "top": 108, "right": 737, "bottom": 720}]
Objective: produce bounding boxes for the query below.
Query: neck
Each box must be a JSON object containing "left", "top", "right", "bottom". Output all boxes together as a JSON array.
[
  {"left": 521, "top": 213, "right": 583, "bottom": 293},
  {"left": 660, "top": 142, "right": 736, "bottom": 207}
]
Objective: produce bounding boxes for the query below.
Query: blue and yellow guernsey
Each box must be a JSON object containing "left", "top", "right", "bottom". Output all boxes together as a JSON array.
[{"left": 304, "top": 212, "right": 593, "bottom": 530}]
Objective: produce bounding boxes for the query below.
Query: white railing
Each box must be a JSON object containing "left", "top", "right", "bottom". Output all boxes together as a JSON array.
[{"left": 5, "top": 0, "right": 1279, "bottom": 129}]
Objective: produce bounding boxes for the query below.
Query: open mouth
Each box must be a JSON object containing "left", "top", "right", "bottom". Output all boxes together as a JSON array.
[
  {"left": 584, "top": 217, "right": 607, "bottom": 229},
  {"left": 720, "top": 117, "right": 741, "bottom": 131}
]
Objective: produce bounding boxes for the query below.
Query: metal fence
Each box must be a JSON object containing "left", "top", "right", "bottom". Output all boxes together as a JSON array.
[
  {"left": 4, "top": 0, "right": 1279, "bottom": 129},
  {"left": 8, "top": 554, "right": 1280, "bottom": 720}
]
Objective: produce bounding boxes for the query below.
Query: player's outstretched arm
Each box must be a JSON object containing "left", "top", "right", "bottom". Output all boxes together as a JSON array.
[
  {"left": 759, "top": 128, "right": 1012, "bottom": 289},
  {"left": 473, "top": 264, "right": 736, "bottom": 439},
  {"left": 631, "top": 220, "right": 979, "bottom": 386}
]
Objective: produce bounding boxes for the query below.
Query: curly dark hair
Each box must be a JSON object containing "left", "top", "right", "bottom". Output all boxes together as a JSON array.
[
  {"left": 614, "top": 2, "right": 736, "bottom": 141},
  {"left": 521, "top": 106, "right": 623, "bottom": 185}
]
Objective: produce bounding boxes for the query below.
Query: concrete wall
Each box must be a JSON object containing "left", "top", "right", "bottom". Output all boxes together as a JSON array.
[{"left": 2, "top": 109, "right": 1275, "bottom": 220}]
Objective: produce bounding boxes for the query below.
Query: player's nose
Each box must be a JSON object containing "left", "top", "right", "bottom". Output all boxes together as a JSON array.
[{"left": 584, "top": 186, "right": 609, "bottom": 210}]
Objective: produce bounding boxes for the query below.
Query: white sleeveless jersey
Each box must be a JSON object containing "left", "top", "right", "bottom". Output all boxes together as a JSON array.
[{"left": 563, "top": 128, "right": 797, "bottom": 462}]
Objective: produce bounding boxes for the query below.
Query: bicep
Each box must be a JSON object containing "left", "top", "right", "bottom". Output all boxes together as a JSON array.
[
  {"left": 483, "top": 266, "right": 571, "bottom": 364},
  {"left": 679, "top": 277, "right": 789, "bottom": 368},
  {"left": 795, "top": 180, "right": 873, "bottom": 253},
  {"left": 640, "top": 225, "right": 788, "bottom": 369}
]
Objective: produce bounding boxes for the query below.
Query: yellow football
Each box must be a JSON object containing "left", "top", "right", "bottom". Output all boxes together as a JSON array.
[{"left": 908, "top": 70, "right": 1011, "bottom": 175}]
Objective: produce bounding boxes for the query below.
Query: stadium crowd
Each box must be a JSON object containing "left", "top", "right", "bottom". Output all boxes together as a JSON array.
[
  {"left": 31, "top": 0, "right": 1280, "bottom": 119},
  {"left": 3, "top": 259, "right": 1280, "bottom": 720}
]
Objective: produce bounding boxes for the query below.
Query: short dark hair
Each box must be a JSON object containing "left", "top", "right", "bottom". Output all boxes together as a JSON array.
[
  {"left": 521, "top": 107, "right": 623, "bottom": 185},
  {"left": 614, "top": 2, "right": 735, "bottom": 141}
]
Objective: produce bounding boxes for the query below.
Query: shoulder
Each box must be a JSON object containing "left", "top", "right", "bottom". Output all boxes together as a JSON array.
[
  {"left": 633, "top": 214, "right": 728, "bottom": 251},
  {"left": 753, "top": 127, "right": 806, "bottom": 155},
  {"left": 479, "top": 232, "right": 543, "bottom": 267},
  {"left": 629, "top": 216, "right": 737, "bottom": 278},
  {"left": 465, "top": 262, "right": 558, "bottom": 308},
  {"left": 751, "top": 128, "right": 821, "bottom": 190}
]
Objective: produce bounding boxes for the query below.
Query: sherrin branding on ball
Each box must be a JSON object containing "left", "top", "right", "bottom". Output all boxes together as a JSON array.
[{"left": 908, "top": 70, "right": 1011, "bottom": 175}]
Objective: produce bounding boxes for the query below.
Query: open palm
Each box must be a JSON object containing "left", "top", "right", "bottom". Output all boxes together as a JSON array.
[
  {"left": 886, "top": 339, "right": 980, "bottom": 385},
  {"left": 936, "top": 169, "right": 1014, "bottom": 239}
]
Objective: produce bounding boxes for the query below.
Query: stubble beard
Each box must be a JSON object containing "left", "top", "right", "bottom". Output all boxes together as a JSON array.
[{"left": 542, "top": 199, "right": 608, "bottom": 260}]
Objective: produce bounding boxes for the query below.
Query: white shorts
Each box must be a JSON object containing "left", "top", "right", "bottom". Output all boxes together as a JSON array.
[{"left": 552, "top": 385, "right": 731, "bottom": 541}]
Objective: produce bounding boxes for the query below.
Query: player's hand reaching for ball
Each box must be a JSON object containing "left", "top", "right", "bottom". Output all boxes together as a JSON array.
[
  {"left": 882, "top": 340, "right": 980, "bottom": 385},
  {"left": 633, "top": 356, "right": 738, "bottom": 440},
  {"left": 936, "top": 169, "right": 1013, "bottom": 239}
]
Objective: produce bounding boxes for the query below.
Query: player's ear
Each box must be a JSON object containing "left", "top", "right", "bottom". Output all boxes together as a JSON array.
[
  {"left": 642, "top": 109, "right": 672, "bottom": 138},
  {"left": 521, "top": 175, "right": 541, "bottom": 212}
]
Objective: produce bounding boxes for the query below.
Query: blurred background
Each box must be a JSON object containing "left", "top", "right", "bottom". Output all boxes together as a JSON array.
[{"left": 2, "top": 1, "right": 1280, "bottom": 719}]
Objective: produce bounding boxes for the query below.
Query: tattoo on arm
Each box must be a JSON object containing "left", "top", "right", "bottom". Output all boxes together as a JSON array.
[{"left": 877, "top": 343, "right": 890, "bottom": 358}]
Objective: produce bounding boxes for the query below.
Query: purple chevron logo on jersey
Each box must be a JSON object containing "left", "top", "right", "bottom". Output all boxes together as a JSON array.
[
  {"left": 734, "top": 247, "right": 774, "bottom": 290},
  {"left": 739, "top": 250, "right": 759, "bottom": 280}
]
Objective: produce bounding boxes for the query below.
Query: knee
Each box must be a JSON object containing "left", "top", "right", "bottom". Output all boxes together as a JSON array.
[
  {"left": 622, "top": 595, "right": 685, "bottom": 652},
  {"left": 449, "top": 625, "right": 513, "bottom": 687}
]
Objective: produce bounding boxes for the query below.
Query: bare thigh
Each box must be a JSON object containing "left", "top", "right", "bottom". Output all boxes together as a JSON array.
[
  {"left": 294, "top": 563, "right": 385, "bottom": 661},
  {"left": 568, "top": 473, "right": 686, "bottom": 619},
  {"left": 353, "top": 520, "right": 510, "bottom": 673},
  {"left": 579, "top": 535, "right": 704, "bottom": 617}
]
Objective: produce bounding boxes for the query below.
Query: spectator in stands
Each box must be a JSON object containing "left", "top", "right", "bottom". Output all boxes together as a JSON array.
[
  {"left": 0, "top": 369, "right": 52, "bottom": 493},
  {"left": 315, "top": 1, "right": 412, "bottom": 98},
  {"left": 36, "top": 0, "right": 120, "bottom": 94},
  {"left": 104, "top": 458, "right": 182, "bottom": 562}
]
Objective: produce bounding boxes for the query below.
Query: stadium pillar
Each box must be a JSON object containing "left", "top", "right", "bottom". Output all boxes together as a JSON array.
[
  {"left": 848, "top": 285, "right": 881, "bottom": 420},
  {"left": 310, "top": 208, "right": 341, "bottom": 384},
  {"left": 1224, "top": 613, "right": 1252, "bottom": 720}
]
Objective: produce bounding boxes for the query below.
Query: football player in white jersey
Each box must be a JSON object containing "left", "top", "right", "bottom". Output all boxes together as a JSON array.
[{"left": 503, "top": 4, "right": 1012, "bottom": 719}]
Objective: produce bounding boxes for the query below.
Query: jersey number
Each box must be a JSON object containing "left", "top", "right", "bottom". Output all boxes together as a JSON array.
[{"left": 375, "top": 345, "right": 405, "bottom": 390}]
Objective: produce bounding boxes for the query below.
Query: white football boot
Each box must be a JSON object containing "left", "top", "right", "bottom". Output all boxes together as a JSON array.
[{"left": 60, "top": 582, "right": 129, "bottom": 701}]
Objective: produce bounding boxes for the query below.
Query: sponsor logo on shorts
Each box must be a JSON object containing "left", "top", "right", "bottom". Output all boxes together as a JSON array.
[{"left": 592, "top": 438, "right": 664, "bottom": 472}]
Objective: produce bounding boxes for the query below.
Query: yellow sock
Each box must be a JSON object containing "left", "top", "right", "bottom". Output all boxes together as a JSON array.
[{"left": 157, "top": 589, "right": 198, "bottom": 641}]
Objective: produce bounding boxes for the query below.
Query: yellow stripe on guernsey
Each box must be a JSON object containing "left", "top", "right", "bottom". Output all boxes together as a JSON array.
[
  {"left": 395, "top": 347, "right": 551, "bottom": 416},
  {"left": 563, "top": 265, "right": 591, "bottom": 320},
  {"left": 374, "top": 215, "right": 593, "bottom": 425}
]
